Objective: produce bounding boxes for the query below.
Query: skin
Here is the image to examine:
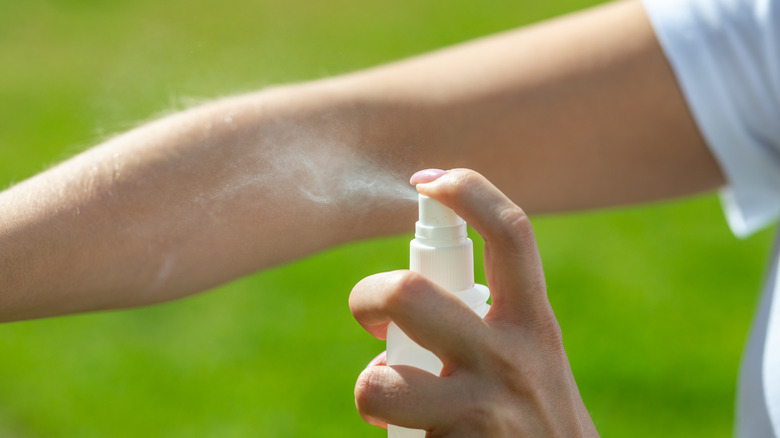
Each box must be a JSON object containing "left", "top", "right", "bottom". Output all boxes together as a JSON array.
[{"left": 0, "top": 0, "right": 727, "bottom": 433}]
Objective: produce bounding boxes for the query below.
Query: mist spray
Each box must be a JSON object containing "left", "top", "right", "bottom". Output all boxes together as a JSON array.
[{"left": 386, "top": 194, "right": 491, "bottom": 438}]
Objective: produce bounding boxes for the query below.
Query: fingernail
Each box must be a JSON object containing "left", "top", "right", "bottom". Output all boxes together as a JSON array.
[
  {"left": 410, "top": 169, "right": 447, "bottom": 185},
  {"left": 365, "top": 351, "right": 387, "bottom": 369}
]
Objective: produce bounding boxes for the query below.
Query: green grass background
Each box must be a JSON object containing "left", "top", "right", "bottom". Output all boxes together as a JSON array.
[{"left": 0, "top": 0, "right": 775, "bottom": 436}]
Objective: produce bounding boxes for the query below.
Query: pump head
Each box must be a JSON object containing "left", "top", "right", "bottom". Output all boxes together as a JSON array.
[
  {"left": 415, "top": 195, "right": 467, "bottom": 247},
  {"left": 418, "top": 195, "right": 462, "bottom": 227}
]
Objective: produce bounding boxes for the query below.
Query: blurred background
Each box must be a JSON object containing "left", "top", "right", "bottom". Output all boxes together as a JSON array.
[{"left": 0, "top": 0, "right": 774, "bottom": 436}]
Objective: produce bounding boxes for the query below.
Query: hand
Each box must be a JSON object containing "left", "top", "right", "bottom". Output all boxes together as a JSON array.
[{"left": 350, "top": 169, "right": 598, "bottom": 437}]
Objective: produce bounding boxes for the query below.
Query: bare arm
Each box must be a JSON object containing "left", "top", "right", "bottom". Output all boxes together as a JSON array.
[
  {"left": 0, "top": 0, "right": 724, "bottom": 321},
  {"left": 337, "top": 0, "right": 724, "bottom": 211}
]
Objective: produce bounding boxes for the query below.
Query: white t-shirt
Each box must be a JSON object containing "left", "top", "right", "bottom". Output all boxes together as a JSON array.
[{"left": 643, "top": 0, "right": 780, "bottom": 436}]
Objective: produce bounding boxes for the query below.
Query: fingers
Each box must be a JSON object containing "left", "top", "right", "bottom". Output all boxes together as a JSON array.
[
  {"left": 349, "top": 270, "right": 488, "bottom": 367},
  {"left": 355, "top": 364, "right": 453, "bottom": 431},
  {"left": 415, "top": 169, "right": 548, "bottom": 322}
]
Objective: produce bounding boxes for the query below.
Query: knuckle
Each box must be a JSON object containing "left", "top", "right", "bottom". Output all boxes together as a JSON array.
[
  {"left": 496, "top": 205, "right": 534, "bottom": 241},
  {"left": 384, "top": 271, "right": 430, "bottom": 314}
]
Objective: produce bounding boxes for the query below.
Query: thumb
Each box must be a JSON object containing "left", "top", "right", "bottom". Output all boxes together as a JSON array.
[{"left": 414, "top": 168, "right": 548, "bottom": 324}]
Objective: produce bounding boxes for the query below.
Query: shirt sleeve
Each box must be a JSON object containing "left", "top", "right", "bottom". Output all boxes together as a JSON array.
[{"left": 642, "top": 0, "right": 780, "bottom": 237}]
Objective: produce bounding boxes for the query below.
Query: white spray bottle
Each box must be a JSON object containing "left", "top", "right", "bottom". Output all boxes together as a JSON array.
[{"left": 386, "top": 194, "right": 491, "bottom": 438}]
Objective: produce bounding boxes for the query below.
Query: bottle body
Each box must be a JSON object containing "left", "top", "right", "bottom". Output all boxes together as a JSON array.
[
  {"left": 386, "top": 285, "right": 490, "bottom": 438},
  {"left": 385, "top": 194, "right": 490, "bottom": 438}
]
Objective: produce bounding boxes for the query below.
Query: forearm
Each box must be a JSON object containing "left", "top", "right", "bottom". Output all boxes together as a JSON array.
[{"left": 0, "top": 85, "right": 419, "bottom": 321}]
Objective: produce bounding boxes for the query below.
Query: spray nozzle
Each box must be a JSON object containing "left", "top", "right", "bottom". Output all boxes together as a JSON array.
[
  {"left": 415, "top": 195, "right": 467, "bottom": 247},
  {"left": 417, "top": 195, "right": 463, "bottom": 227}
]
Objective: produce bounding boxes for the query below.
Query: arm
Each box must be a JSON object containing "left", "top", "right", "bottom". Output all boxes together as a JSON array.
[{"left": 0, "top": 0, "right": 724, "bottom": 321}]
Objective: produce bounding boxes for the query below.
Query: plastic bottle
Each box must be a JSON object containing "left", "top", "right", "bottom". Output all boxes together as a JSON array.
[{"left": 386, "top": 194, "right": 491, "bottom": 438}]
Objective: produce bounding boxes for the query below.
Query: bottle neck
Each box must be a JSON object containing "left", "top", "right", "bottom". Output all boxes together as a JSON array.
[{"left": 410, "top": 229, "right": 475, "bottom": 292}]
